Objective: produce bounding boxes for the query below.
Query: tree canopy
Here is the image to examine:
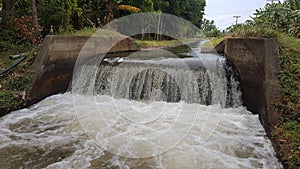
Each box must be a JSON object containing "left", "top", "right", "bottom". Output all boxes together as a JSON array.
[
  {"left": 228, "top": 0, "right": 300, "bottom": 38},
  {"left": 0, "top": 0, "right": 207, "bottom": 35}
]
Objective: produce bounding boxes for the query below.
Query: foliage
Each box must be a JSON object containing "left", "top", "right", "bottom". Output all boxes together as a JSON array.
[
  {"left": 200, "top": 18, "right": 222, "bottom": 37},
  {"left": 13, "top": 0, "right": 32, "bottom": 17},
  {"left": 161, "top": 0, "right": 205, "bottom": 27},
  {"left": 13, "top": 16, "right": 42, "bottom": 44},
  {"left": 227, "top": 25, "right": 279, "bottom": 38},
  {"left": 39, "top": 0, "right": 81, "bottom": 34},
  {"left": 134, "top": 39, "right": 181, "bottom": 48},
  {"left": 201, "top": 36, "right": 224, "bottom": 48},
  {"left": 118, "top": 5, "right": 141, "bottom": 13},
  {"left": 278, "top": 49, "right": 300, "bottom": 122},
  {"left": 276, "top": 34, "right": 300, "bottom": 169},
  {"left": 0, "top": 90, "right": 22, "bottom": 113},
  {"left": 275, "top": 120, "right": 300, "bottom": 169},
  {"left": 120, "top": 0, "right": 154, "bottom": 12},
  {"left": 0, "top": 44, "right": 36, "bottom": 116},
  {"left": 0, "top": 29, "right": 18, "bottom": 52},
  {"left": 252, "top": 1, "right": 300, "bottom": 38}
]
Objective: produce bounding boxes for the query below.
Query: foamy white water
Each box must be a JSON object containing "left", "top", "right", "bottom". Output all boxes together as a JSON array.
[{"left": 0, "top": 93, "right": 282, "bottom": 169}]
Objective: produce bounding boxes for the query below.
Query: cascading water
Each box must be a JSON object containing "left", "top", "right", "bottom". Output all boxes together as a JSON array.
[
  {"left": 93, "top": 57, "right": 242, "bottom": 107},
  {"left": 0, "top": 42, "right": 282, "bottom": 169}
]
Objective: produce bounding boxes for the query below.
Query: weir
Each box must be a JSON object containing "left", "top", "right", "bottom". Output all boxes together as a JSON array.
[
  {"left": 0, "top": 39, "right": 282, "bottom": 168},
  {"left": 73, "top": 57, "right": 242, "bottom": 107}
]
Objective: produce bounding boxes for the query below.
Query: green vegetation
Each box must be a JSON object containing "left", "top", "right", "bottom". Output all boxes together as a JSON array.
[
  {"left": 201, "top": 36, "right": 224, "bottom": 48},
  {"left": 200, "top": 19, "right": 222, "bottom": 37},
  {"left": 58, "top": 27, "right": 124, "bottom": 37},
  {"left": 227, "top": 1, "right": 300, "bottom": 38},
  {"left": 1, "top": 0, "right": 209, "bottom": 35},
  {"left": 277, "top": 35, "right": 300, "bottom": 169},
  {"left": 228, "top": 26, "right": 279, "bottom": 38},
  {"left": 0, "top": 41, "right": 37, "bottom": 116},
  {"left": 134, "top": 39, "right": 182, "bottom": 48}
]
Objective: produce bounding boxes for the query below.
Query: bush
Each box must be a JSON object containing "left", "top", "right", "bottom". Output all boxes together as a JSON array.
[
  {"left": 0, "top": 29, "right": 18, "bottom": 51},
  {"left": 0, "top": 90, "right": 22, "bottom": 113},
  {"left": 12, "top": 16, "right": 42, "bottom": 44},
  {"left": 228, "top": 25, "right": 278, "bottom": 38}
]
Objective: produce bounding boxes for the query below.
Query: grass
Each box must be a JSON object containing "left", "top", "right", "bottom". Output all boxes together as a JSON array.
[
  {"left": 201, "top": 36, "right": 224, "bottom": 48},
  {"left": 134, "top": 38, "right": 204, "bottom": 49},
  {"left": 134, "top": 39, "right": 182, "bottom": 48},
  {"left": 59, "top": 27, "right": 126, "bottom": 37},
  {"left": 227, "top": 26, "right": 279, "bottom": 38},
  {"left": 278, "top": 33, "right": 300, "bottom": 53},
  {"left": 275, "top": 34, "right": 300, "bottom": 169},
  {"left": 0, "top": 45, "right": 37, "bottom": 116}
]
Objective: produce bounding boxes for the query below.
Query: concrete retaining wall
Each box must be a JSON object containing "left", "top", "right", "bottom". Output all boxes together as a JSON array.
[
  {"left": 225, "top": 38, "right": 281, "bottom": 132},
  {"left": 29, "top": 35, "right": 138, "bottom": 104}
]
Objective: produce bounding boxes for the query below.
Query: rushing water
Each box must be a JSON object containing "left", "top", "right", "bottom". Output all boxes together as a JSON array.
[{"left": 0, "top": 41, "right": 282, "bottom": 168}]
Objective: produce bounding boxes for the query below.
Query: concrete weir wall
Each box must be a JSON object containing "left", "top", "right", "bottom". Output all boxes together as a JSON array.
[
  {"left": 225, "top": 38, "right": 281, "bottom": 132},
  {"left": 30, "top": 35, "right": 138, "bottom": 104}
]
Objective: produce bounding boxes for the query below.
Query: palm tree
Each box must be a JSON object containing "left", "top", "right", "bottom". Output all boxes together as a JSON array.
[{"left": 286, "top": 0, "right": 300, "bottom": 10}]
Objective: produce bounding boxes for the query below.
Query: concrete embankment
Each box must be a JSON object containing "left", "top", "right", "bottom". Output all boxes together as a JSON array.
[
  {"left": 222, "top": 38, "right": 281, "bottom": 135},
  {"left": 29, "top": 35, "right": 139, "bottom": 104}
]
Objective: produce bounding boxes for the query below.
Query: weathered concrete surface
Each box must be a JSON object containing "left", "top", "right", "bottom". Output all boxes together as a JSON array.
[
  {"left": 29, "top": 35, "right": 139, "bottom": 104},
  {"left": 225, "top": 38, "right": 281, "bottom": 132}
]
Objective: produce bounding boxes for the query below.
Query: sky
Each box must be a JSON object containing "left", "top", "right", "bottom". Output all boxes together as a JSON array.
[{"left": 204, "top": 0, "right": 272, "bottom": 30}]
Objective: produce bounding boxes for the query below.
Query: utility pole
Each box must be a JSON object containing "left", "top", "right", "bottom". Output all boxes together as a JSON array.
[{"left": 233, "top": 15, "right": 241, "bottom": 25}]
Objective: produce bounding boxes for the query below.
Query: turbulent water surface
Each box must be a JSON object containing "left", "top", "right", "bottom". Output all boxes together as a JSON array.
[
  {"left": 0, "top": 94, "right": 282, "bottom": 169},
  {"left": 0, "top": 42, "right": 282, "bottom": 168}
]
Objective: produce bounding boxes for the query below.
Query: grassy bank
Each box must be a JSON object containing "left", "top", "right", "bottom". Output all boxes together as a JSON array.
[
  {"left": 275, "top": 34, "right": 300, "bottom": 169},
  {"left": 0, "top": 46, "right": 37, "bottom": 116},
  {"left": 201, "top": 36, "right": 224, "bottom": 48},
  {"left": 134, "top": 39, "right": 182, "bottom": 48}
]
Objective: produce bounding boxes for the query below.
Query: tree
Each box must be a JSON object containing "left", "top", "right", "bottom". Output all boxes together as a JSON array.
[
  {"left": 1, "top": 0, "right": 16, "bottom": 29},
  {"left": 160, "top": 0, "right": 205, "bottom": 27},
  {"left": 200, "top": 18, "right": 221, "bottom": 37},
  {"left": 32, "top": 0, "right": 39, "bottom": 30},
  {"left": 121, "top": 0, "right": 154, "bottom": 12},
  {"left": 252, "top": 1, "right": 300, "bottom": 37},
  {"left": 286, "top": 0, "right": 300, "bottom": 10}
]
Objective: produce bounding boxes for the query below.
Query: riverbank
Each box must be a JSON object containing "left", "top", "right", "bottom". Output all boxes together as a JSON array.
[
  {"left": 134, "top": 38, "right": 204, "bottom": 49},
  {"left": 0, "top": 45, "right": 38, "bottom": 116}
]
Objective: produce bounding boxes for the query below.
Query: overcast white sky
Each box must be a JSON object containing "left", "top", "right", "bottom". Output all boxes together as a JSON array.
[{"left": 204, "top": 0, "right": 282, "bottom": 29}]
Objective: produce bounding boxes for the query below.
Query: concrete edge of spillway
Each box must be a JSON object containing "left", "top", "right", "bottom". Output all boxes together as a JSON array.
[{"left": 29, "top": 35, "right": 139, "bottom": 105}]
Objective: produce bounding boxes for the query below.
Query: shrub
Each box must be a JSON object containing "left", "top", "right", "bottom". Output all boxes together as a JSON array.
[
  {"left": 0, "top": 29, "right": 17, "bottom": 51},
  {"left": 12, "top": 16, "right": 42, "bottom": 45}
]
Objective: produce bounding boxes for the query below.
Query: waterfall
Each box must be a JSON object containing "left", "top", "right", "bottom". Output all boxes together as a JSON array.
[{"left": 73, "top": 57, "right": 242, "bottom": 108}]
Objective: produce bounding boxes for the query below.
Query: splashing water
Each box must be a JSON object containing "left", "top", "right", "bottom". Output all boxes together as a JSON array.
[{"left": 0, "top": 94, "right": 282, "bottom": 168}]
